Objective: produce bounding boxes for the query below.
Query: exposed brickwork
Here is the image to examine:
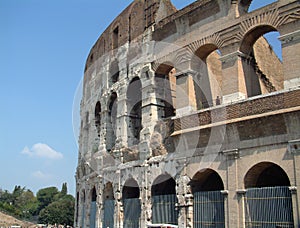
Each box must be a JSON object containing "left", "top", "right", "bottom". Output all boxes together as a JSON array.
[{"left": 174, "top": 89, "right": 300, "bottom": 132}]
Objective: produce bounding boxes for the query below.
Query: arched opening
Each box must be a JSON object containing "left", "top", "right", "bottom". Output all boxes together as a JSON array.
[
  {"left": 151, "top": 174, "right": 178, "bottom": 225},
  {"left": 190, "top": 169, "right": 225, "bottom": 227},
  {"left": 106, "top": 92, "right": 118, "bottom": 152},
  {"left": 76, "top": 192, "right": 79, "bottom": 225},
  {"left": 245, "top": 162, "right": 290, "bottom": 188},
  {"left": 155, "top": 63, "right": 176, "bottom": 119},
  {"left": 244, "top": 162, "right": 294, "bottom": 227},
  {"left": 193, "top": 44, "right": 222, "bottom": 108},
  {"left": 127, "top": 77, "right": 142, "bottom": 147},
  {"left": 90, "top": 187, "right": 97, "bottom": 228},
  {"left": 113, "top": 26, "right": 119, "bottom": 50},
  {"left": 190, "top": 169, "right": 224, "bottom": 193},
  {"left": 240, "top": 26, "right": 283, "bottom": 97},
  {"left": 248, "top": 0, "right": 277, "bottom": 12},
  {"left": 103, "top": 183, "right": 114, "bottom": 228},
  {"left": 123, "top": 179, "right": 141, "bottom": 228},
  {"left": 109, "top": 58, "right": 119, "bottom": 85},
  {"left": 237, "top": 0, "right": 277, "bottom": 16},
  {"left": 95, "top": 101, "right": 101, "bottom": 138},
  {"left": 81, "top": 191, "right": 85, "bottom": 228}
]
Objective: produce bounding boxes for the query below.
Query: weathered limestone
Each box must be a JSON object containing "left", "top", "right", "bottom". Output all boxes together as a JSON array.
[{"left": 75, "top": 0, "right": 300, "bottom": 227}]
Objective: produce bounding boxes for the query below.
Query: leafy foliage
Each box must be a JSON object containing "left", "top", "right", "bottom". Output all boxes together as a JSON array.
[
  {"left": 36, "top": 186, "right": 59, "bottom": 211},
  {"left": 0, "top": 183, "right": 74, "bottom": 225},
  {"left": 38, "top": 195, "right": 75, "bottom": 225}
]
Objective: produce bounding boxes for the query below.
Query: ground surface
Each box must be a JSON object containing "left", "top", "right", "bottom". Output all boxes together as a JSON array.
[{"left": 0, "top": 211, "right": 35, "bottom": 227}]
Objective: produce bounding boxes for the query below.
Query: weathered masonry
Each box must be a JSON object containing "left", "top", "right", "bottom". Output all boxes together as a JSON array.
[{"left": 75, "top": 0, "right": 300, "bottom": 227}]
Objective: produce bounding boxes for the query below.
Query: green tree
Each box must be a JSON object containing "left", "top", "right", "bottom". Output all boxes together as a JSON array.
[
  {"left": 36, "top": 187, "right": 59, "bottom": 211},
  {"left": 38, "top": 194, "right": 75, "bottom": 225},
  {"left": 11, "top": 185, "right": 25, "bottom": 205},
  {"left": 54, "top": 183, "right": 68, "bottom": 201},
  {"left": 61, "top": 183, "right": 67, "bottom": 196},
  {"left": 16, "top": 190, "right": 38, "bottom": 219}
]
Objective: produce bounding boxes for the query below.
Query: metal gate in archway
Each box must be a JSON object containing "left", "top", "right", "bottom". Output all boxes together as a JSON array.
[
  {"left": 103, "top": 199, "right": 114, "bottom": 228},
  {"left": 90, "top": 201, "right": 96, "bottom": 228},
  {"left": 193, "top": 191, "right": 225, "bottom": 228},
  {"left": 81, "top": 204, "right": 85, "bottom": 228},
  {"left": 152, "top": 194, "right": 178, "bottom": 225},
  {"left": 123, "top": 198, "right": 141, "bottom": 228},
  {"left": 245, "top": 186, "right": 294, "bottom": 228}
]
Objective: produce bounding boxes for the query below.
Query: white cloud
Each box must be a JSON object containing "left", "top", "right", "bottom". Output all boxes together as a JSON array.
[
  {"left": 32, "top": 170, "right": 53, "bottom": 180},
  {"left": 21, "top": 143, "right": 63, "bottom": 160}
]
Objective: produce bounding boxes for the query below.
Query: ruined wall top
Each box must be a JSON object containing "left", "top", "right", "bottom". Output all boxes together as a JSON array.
[{"left": 84, "top": 0, "right": 177, "bottom": 72}]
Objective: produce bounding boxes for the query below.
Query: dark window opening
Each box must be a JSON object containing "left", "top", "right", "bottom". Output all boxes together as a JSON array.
[
  {"left": 123, "top": 179, "right": 140, "bottom": 199},
  {"left": 245, "top": 162, "right": 290, "bottom": 188},
  {"left": 113, "top": 26, "right": 119, "bottom": 49},
  {"left": 127, "top": 77, "right": 142, "bottom": 145},
  {"left": 107, "top": 92, "right": 118, "bottom": 152},
  {"left": 95, "top": 102, "right": 101, "bottom": 137},
  {"left": 91, "top": 187, "right": 97, "bottom": 202},
  {"left": 190, "top": 169, "right": 224, "bottom": 193},
  {"left": 152, "top": 174, "right": 176, "bottom": 196}
]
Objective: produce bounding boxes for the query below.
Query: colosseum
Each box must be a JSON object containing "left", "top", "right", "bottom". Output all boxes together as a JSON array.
[{"left": 75, "top": 0, "right": 300, "bottom": 227}]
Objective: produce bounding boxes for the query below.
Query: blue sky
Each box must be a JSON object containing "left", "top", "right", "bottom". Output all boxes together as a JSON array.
[{"left": 0, "top": 0, "right": 278, "bottom": 196}]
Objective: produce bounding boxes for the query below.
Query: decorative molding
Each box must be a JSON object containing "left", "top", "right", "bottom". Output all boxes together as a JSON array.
[
  {"left": 219, "top": 50, "right": 249, "bottom": 63},
  {"left": 278, "top": 4, "right": 300, "bottom": 26},
  {"left": 240, "top": 8, "right": 280, "bottom": 35},
  {"left": 279, "top": 29, "right": 300, "bottom": 45},
  {"left": 187, "top": 33, "right": 223, "bottom": 54}
]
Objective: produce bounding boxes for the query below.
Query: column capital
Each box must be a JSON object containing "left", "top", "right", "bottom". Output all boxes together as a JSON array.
[
  {"left": 175, "top": 69, "right": 198, "bottom": 78},
  {"left": 236, "top": 189, "right": 246, "bottom": 195},
  {"left": 220, "top": 148, "right": 240, "bottom": 159},
  {"left": 288, "top": 139, "right": 300, "bottom": 155},
  {"left": 279, "top": 30, "right": 300, "bottom": 45},
  {"left": 219, "top": 51, "right": 252, "bottom": 64},
  {"left": 221, "top": 190, "right": 229, "bottom": 196},
  {"left": 289, "top": 186, "right": 297, "bottom": 194}
]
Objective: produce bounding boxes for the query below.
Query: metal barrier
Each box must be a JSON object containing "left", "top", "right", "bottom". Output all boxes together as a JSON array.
[
  {"left": 152, "top": 194, "right": 178, "bottom": 225},
  {"left": 123, "top": 198, "right": 141, "bottom": 228},
  {"left": 103, "top": 199, "right": 114, "bottom": 228},
  {"left": 193, "top": 191, "right": 225, "bottom": 228},
  {"left": 245, "top": 186, "right": 294, "bottom": 228},
  {"left": 90, "top": 201, "right": 96, "bottom": 228}
]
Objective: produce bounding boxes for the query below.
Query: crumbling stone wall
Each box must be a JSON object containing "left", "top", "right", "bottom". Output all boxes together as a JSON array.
[{"left": 76, "top": 0, "right": 300, "bottom": 227}]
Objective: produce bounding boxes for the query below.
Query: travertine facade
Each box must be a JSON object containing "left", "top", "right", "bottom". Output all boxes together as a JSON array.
[{"left": 75, "top": 0, "right": 300, "bottom": 227}]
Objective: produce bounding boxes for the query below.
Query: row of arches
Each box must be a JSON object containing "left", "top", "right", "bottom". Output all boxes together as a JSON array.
[
  {"left": 153, "top": 25, "right": 283, "bottom": 107},
  {"left": 89, "top": 26, "right": 282, "bottom": 154},
  {"left": 76, "top": 161, "right": 294, "bottom": 227}
]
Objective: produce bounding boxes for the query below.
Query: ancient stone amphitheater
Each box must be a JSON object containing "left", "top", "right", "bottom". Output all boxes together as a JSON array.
[{"left": 75, "top": 0, "right": 300, "bottom": 227}]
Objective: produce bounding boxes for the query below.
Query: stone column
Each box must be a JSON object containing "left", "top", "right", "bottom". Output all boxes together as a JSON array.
[
  {"left": 221, "top": 190, "right": 229, "bottom": 228},
  {"left": 236, "top": 189, "right": 247, "bottom": 228},
  {"left": 175, "top": 70, "right": 197, "bottom": 116},
  {"left": 176, "top": 175, "right": 192, "bottom": 228},
  {"left": 139, "top": 67, "right": 162, "bottom": 160},
  {"left": 288, "top": 139, "right": 300, "bottom": 227},
  {"left": 114, "top": 181, "right": 123, "bottom": 228},
  {"left": 97, "top": 183, "right": 104, "bottom": 228},
  {"left": 279, "top": 30, "right": 300, "bottom": 90},
  {"left": 289, "top": 186, "right": 299, "bottom": 228},
  {"left": 219, "top": 51, "right": 249, "bottom": 104},
  {"left": 185, "top": 193, "right": 194, "bottom": 228},
  {"left": 221, "top": 149, "right": 241, "bottom": 227},
  {"left": 140, "top": 164, "right": 152, "bottom": 227},
  {"left": 116, "top": 91, "right": 129, "bottom": 149}
]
